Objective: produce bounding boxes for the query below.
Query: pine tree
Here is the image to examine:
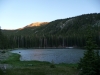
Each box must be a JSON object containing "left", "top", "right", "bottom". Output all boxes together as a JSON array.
[
  {"left": 78, "top": 25, "right": 100, "bottom": 75},
  {"left": 95, "top": 50, "right": 100, "bottom": 75}
]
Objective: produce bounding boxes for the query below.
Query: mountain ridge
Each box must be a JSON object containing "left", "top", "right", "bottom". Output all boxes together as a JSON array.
[
  {"left": 2, "top": 13, "right": 100, "bottom": 36},
  {"left": 1, "top": 13, "right": 100, "bottom": 48}
]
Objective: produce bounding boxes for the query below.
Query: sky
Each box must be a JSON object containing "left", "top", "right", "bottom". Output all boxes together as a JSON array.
[{"left": 0, "top": 0, "right": 100, "bottom": 29}]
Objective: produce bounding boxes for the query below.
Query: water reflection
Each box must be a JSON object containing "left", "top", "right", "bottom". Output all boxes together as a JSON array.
[{"left": 11, "top": 49, "right": 98, "bottom": 64}]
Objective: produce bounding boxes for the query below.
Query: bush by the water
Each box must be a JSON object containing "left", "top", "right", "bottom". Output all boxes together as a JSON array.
[
  {"left": 50, "top": 60, "right": 56, "bottom": 68},
  {"left": 50, "top": 64, "right": 56, "bottom": 68}
]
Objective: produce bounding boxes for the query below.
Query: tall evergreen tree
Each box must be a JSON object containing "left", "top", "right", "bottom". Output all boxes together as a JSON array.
[{"left": 78, "top": 25, "right": 100, "bottom": 75}]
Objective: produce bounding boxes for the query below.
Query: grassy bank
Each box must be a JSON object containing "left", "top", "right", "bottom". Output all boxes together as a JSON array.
[{"left": 1, "top": 53, "right": 79, "bottom": 75}]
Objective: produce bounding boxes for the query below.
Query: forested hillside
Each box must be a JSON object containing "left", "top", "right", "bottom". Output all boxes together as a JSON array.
[
  {"left": 2, "top": 13, "right": 100, "bottom": 49},
  {"left": 0, "top": 27, "right": 9, "bottom": 49}
]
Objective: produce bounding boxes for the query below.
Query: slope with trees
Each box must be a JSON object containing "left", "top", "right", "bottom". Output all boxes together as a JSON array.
[{"left": 2, "top": 13, "right": 100, "bottom": 49}]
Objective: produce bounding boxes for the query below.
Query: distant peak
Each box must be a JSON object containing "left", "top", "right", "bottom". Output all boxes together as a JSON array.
[{"left": 25, "top": 22, "right": 49, "bottom": 27}]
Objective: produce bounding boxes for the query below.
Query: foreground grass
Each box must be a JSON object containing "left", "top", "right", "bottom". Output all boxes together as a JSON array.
[{"left": 1, "top": 53, "right": 79, "bottom": 75}]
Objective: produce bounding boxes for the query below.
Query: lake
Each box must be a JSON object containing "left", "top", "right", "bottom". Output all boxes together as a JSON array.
[{"left": 11, "top": 49, "right": 100, "bottom": 64}]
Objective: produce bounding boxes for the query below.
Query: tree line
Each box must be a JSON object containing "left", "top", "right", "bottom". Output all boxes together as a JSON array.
[
  {"left": 0, "top": 27, "right": 9, "bottom": 49},
  {"left": 0, "top": 34, "right": 99, "bottom": 49}
]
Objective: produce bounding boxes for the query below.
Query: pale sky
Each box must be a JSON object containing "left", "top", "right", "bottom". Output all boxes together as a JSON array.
[{"left": 0, "top": 0, "right": 100, "bottom": 29}]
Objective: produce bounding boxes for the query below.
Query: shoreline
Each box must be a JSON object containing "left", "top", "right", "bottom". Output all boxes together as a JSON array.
[{"left": 1, "top": 46, "right": 100, "bottom": 51}]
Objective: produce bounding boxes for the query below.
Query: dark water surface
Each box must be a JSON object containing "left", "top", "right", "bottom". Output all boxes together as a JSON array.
[{"left": 11, "top": 49, "right": 100, "bottom": 64}]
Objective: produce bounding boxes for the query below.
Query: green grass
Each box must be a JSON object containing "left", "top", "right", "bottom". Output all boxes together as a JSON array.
[
  {"left": 1, "top": 53, "right": 79, "bottom": 75},
  {"left": 1, "top": 53, "right": 20, "bottom": 64}
]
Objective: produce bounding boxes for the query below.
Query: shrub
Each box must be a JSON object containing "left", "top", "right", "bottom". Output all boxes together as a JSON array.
[
  {"left": 50, "top": 60, "right": 56, "bottom": 68},
  {"left": 50, "top": 64, "right": 56, "bottom": 68}
]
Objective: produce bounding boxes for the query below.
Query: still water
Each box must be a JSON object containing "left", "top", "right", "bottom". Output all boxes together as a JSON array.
[{"left": 11, "top": 49, "right": 99, "bottom": 64}]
